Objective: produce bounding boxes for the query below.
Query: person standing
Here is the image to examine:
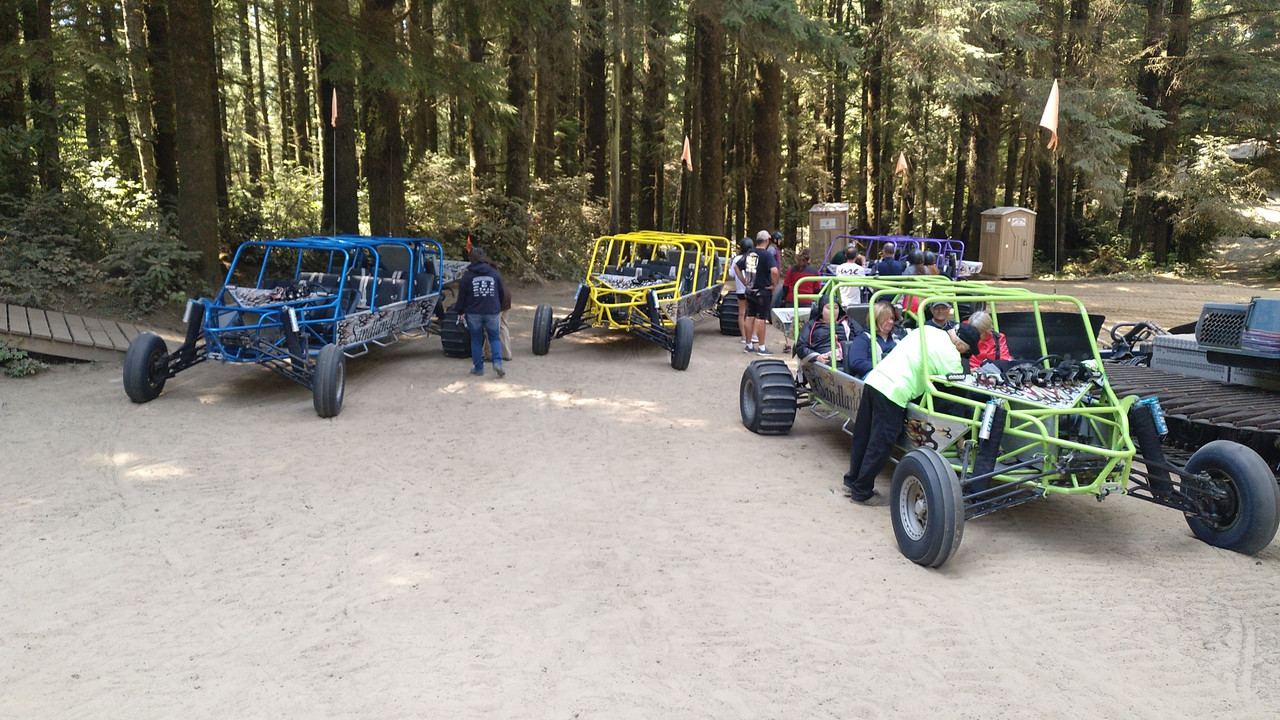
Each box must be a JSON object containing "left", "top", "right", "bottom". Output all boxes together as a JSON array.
[
  {"left": 735, "top": 230, "right": 779, "bottom": 354},
  {"left": 834, "top": 242, "right": 868, "bottom": 308},
  {"left": 452, "top": 247, "right": 507, "bottom": 377},
  {"left": 872, "top": 242, "right": 905, "bottom": 277},
  {"left": 781, "top": 248, "right": 819, "bottom": 306},
  {"left": 483, "top": 261, "right": 514, "bottom": 362},
  {"left": 730, "top": 237, "right": 754, "bottom": 344},
  {"left": 842, "top": 324, "right": 973, "bottom": 503}
]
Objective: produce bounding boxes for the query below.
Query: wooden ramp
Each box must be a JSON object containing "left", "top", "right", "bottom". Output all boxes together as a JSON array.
[{"left": 1, "top": 304, "right": 148, "bottom": 363}]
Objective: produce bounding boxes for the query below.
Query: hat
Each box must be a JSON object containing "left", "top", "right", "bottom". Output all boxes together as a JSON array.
[
  {"left": 468, "top": 247, "right": 491, "bottom": 263},
  {"left": 955, "top": 323, "right": 981, "bottom": 351},
  {"left": 755, "top": 230, "right": 772, "bottom": 243}
]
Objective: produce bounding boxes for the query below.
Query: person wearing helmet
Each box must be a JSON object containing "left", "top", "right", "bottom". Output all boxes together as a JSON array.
[
  {"left": 902, "top": 249, "right": 927, "bottom": 276},
  {"left": 923, "top": 250, "right": 940, "bottom": 275},
  {"left": 730, "top": 237, "right": 755, "bottom": 345}
]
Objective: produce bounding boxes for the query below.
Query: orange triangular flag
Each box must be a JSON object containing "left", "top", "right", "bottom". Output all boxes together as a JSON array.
[
  {"left": 895, "top": 151, "right": 909, "bottom": 174},
  {"left": 466, "top": 235, "right": 473, "bottom": 253},
  {"left": 680, "top": 136, "right": 693, "bottom": 172},
  {"left": 330, "top": 87, "right": 338, "bottom": 128},
  {"left": 1039, "top": 79, "right": 1059, "bottom": 151}
]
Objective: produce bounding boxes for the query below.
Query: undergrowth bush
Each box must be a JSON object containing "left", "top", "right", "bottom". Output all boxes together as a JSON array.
[{"left": 0, "top": 341, "right": 46, "bottom": 377}]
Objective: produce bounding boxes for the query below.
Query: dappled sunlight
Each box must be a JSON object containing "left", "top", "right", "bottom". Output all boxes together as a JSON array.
[
  {"left": 436, "top": 377, "right": 712, "bottom": 428},
  {"left": 5, "top": 497, "right": 47, "bottom": 510},
  {"left": 90, "top": 451, "right": 189, "bottom": 483},
  {"left": 384, "top": 571, "right": 432, "bottom": 587}
]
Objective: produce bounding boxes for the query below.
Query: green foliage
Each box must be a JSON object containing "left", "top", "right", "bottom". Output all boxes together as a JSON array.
[
  {"left": 0, "top": 341, "right": 47, "bottom": 378},
  {"left": 223, "top": 163, "right": 324, "bottom": 251},
  {"left": 405, "top": 155, "right": 608, "bottom": 280},
  {"left": 0, "top": 160, "right": 192, "bottom": 313}
]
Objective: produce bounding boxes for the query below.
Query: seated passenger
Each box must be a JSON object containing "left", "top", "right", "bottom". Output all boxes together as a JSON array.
[
  {"left": 964, "top": 310, "right": 1011, "bottom": 371},
  {"left": 924, "top": 301, "right": 958, "bottom": 332},
  {"left": 796, "top": 296, "right": 855, "bottom": 366},
  {"left": 846, "top": 301, "right": 899, "bottom": 378},
  {"left": 781, "top": 248, "right": 819, "bottom": 306}
]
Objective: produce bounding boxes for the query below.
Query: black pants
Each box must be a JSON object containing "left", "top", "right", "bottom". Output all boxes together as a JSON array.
[{"left": 843, "top": 385, "right": 906, "bottom": 500}]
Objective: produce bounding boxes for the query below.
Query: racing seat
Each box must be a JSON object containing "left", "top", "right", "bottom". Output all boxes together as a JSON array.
[{"left": 998, "top": 311, "right": 1106, "bottom": 362}]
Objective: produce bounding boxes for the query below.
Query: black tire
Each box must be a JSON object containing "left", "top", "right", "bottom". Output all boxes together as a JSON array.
[
  {"left": 891, "top": 448, "right": 965, "bottom": 568},
  {"left": 670, "top": 317, "right": 694, "bottom": 370},
  {"left": 739, "top": 359, "right": 798, "bottom": 434},
  {"left": 718, "top": 293, "right": 740, "bottom": 336},
  {"left": 1183, "top": 440, "right": 1280, "bottom": 555},
  {"left": 440, "top": 308, "right": 471, "bottom": 358},
  {"left": 312, "top": 343, "right": 346, "bottom": 418},
  {"left": 532, "top": 303, "right": 553, "bottom": 356},
  {"left": 123, "top": 332, "right": 169, "bottom": 403}
]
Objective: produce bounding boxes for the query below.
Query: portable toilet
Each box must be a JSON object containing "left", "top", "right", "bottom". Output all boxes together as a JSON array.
[
  {"left": 808, "top": 203, "right": 849, "bottom": 259},
  {"left": 978, "top": 207, "right": 1035, "bottom": 279}
]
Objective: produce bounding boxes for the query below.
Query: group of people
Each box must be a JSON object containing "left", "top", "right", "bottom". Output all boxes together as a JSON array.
[{"left": 756, "top": 238, "right": 1014, "bottom": 505}]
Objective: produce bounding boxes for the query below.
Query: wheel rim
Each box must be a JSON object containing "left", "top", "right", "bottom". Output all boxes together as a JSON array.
[
  {"left": 146, "top": 347, "right": 165, "bottom": 392},
  {"left": 898, "top": 475, "right": 928, "bottom": 541},
  {"left": 742, "top": 377, "right": 757, "bottom": 419},
  {"left": 1198, "top": 469, "right": 1241, "bottom": 532}
]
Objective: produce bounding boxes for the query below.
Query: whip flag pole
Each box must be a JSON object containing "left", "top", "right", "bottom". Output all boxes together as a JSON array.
[{"left": 1039, "top": 79, "right": 1060, "bottom": 278}]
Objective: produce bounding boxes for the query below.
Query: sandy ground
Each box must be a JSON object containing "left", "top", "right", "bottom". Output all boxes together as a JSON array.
[{"left": 3, "top": 277, "right": 1280, "bottom": 719}]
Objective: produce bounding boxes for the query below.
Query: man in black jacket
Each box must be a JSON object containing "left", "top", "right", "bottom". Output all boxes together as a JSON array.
[{"left": 452, "top": 247, "right": 507, "bottom": 377}]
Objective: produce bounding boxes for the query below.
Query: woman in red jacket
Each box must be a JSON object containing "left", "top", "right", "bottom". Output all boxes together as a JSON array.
[{"left": 964, "top": 310, "right": 1010, "bottom": 371}]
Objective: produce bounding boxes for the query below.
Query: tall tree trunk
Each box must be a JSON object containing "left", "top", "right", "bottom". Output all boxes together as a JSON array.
[
  {"left": 315, "top": 0, "right": 358, "bottom": 234},
  {"left": 253, "top": 0, "right": 273, "bottom": 175},
  {"left": 99, "top": 2, "right": 141, "bottom": 181},
  {"left": 464, "top": 0, "right": 491, "bottom": 190},
  {"left": 636, "top": 0, "right": 670, "bottom": 231},
  {"left": 144, "top": 0, "right": 177, "bottom": 211},
  {"left": 75, "top": 3, "right": 104, "bottom": 159},
  {"left": 407, "top": 0, "right": 438, "bottom": 163},
  {"left": 784, "top": 70, "right": 801, "bottom": 245},
  {"left": 618, "top": 53, "right": 634, "bottom": 232},
  {"left": 273, "top": 0, "right": 292, "bottom": 164},
  {"left": 1125, "top": 0, "right": 1166, "bottom": 256},
  {"left": 504, "top": 21, "right": 532, "bottom": 203},
  {"left": 212, "top": 36, "right": 230, "bottom": 210},
  {"left": 288, "top": 0, "right": 312, "bottom": 166},
  {"left": 747, "top": 56, "right": 781, "bottom": 233},
  {"left": 967, "top": 91, "right": 1002, "bottom": 252},
  {"left": 168, "top": 0, "right": 223, "bottom": 291},
  {"left": 864, "top": 0, "right": 883, "bottom": 232},
  {"left": 855, "top": 80, "right": 868, "bottom": 232},
  {"left": 0, "top": 0, "right": 29, "bottom": 198},
  {"left": 361, "top": 0, "right": 406, "bottom": 236},
  {"left": 534, "top": 0, "right": 572, "bottom": 179},
  {"left": 236, "top": 0, "right": 262, "bottom": 186},
  {"left": 831, "top": 0, "right": 847, "bottom": 202},
  {"left": 582, "top": 0, "right": 608, "bottom": 201},
  {"left": 23, "top": 0, "right": 60, "bottom": 191},
  {"left": 948, "top": 108, "right": 970, "bottom": 244},
  {"left": 1002, "top": 108, "right": 1021, "bottom": 207},
  {"left": 1152, "top": 0, "right": 1189, "bottom": 265},
  {"left": 692, "top": 0, "right": 723, "bottom": 236},
  {"left": 120, "top": 0, "right": 157, "bottom": 188}
]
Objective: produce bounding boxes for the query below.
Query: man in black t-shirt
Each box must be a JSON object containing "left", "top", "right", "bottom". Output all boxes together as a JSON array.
[{"left": 735, "top": 230, "right": 779, "bottom": 354}]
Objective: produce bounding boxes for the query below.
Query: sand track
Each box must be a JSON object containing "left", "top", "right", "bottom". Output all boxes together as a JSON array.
[{"left": 2, "top": 278, "right": 1279, "bottom": 718}]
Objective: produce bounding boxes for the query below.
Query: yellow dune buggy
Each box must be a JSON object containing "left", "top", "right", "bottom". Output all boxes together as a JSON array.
[{"left": 532, "top": 231, "right": 731, "bottom": 370}]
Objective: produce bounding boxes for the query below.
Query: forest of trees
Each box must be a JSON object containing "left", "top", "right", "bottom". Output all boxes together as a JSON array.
[{"left": 0, "top": 0, "right": 1277, "bottom": 309}]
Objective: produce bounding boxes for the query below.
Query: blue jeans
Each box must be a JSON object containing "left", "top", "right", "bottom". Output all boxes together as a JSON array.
[{"left": 466, "top": 313, "right": 503, "bottom": 372}]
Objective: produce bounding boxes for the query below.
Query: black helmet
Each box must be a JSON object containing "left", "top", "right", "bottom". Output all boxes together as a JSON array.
[
  {"left": 739, "top": 237, "right": 753, "bottom": 253},
  {"left": 770, "top": 230, "right": 783, "bottom": 243},
  {"left": 908, "top": 250, "right": 925, "bottom": 266},
  {"left": 923, "top": 250, "right": 937, "bottom": 266}
]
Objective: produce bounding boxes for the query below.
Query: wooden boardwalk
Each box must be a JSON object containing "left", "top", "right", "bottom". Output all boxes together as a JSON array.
[{"left": 0, "top": 304, "right": 148, "bottom": 362}]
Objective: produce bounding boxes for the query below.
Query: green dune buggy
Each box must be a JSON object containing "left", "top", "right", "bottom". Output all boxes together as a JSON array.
[{"left": 740, "top": 276, "right": 1279, "bottom": 567}]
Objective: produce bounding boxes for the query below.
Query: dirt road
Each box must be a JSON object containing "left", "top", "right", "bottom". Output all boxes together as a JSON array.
[{"left": 2, "top": 277, "right": 1278, "bottom": 719}]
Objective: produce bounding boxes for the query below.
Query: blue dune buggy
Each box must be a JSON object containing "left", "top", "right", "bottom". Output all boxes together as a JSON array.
[{"left": 123, "top": 235, "right": 459, "bottom": 417}]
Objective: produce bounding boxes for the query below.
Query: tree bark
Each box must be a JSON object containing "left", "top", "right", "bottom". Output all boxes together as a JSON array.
[
  {"left": 407, "top": 0, "right": 438, "bottom": 163},
  {"left": 533, "top": 0, "right": 572, "bottom": 179},
  {"left": 253, "top": 0, "right": 273, "bottom": 175},
  {"left": 1125, "top": 0, "right": 1166, "bottom": 256},
  {"left": 361, "top": 0, "right": 406, "bottom": 236},
  {"left": 120, "top": 0, "right": 157, "bottom": 188},
  {"left": 464, "top": 0, "right": 491, "bottom": 190},
  {"left": 582, "top": 0, "right": 608, "bottom": 201},
  {"left": 168, "top": 0, "right": 223, "bottom": 291},
  {"left": 98, "top": 2, "right": 141, "bottom": 181},
  {"left": 948, "top": 108, "right": 970, "bottom": 244},
  {"left": 747, "top": 56, "right": 782, "bottom": 233},
  {"left": 692, "top": 0, "right": 723, "bottom": 236},
  {"left": 636, "top": 0, "right": 670, "bottom": 231},
  {"left": 236, "top": 0, "right": 262, "bottom": 186},
  {"left": 864, "top": 0, "right": 883, "bottom": 232},
  {"left": 0, "top": 0, "right": 28, "bottom": 198},
  {"left": 504, "top": 21, "right": 533, "bottom": 203},
  {"left": 288, "top": 0, "right": 312, "bottom": 166},
  {"left": 967, "top": 91, "right": 1002, "bottom": 252},
  {"left": 315, "top": 0, "right": 358, "bottom": 234},
  {"left": 272, "top": 0, "right": 292, "bottom": 164},
  {"left": 144, "top": 0, "right": 178, "bottom": 211},
  {"left": 23, "top": 0, "right": 60, "bottom": 191},
  {"left": 618, "top": 53, "right": 634, "bottom": 232}
]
